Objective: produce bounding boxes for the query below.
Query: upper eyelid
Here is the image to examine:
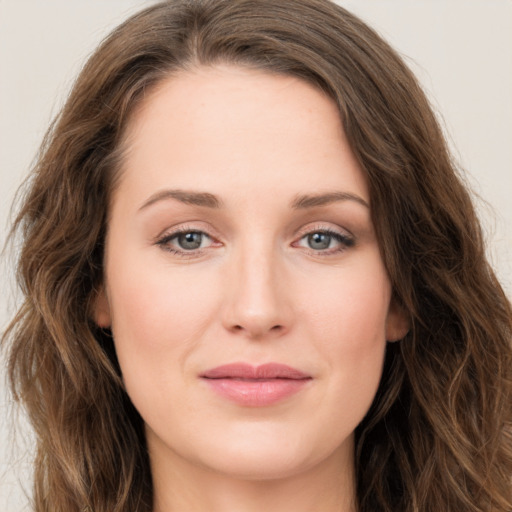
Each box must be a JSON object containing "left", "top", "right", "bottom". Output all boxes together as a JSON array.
[
  {"left": 294, "top": 222, "right": 354, "bottom": 239},
  {"left": 153, "top": 221, "right": 355, "bottom": 244},
  {"left": 156, "top": 230, "right": 216, "bottom": 251},
  {"left": 159, "top": 229, "right": 211, "bottom": 242},
  {"left": 155, "top": 229, "right": 217, "bottom": 258},
  {"left": 295, "top": 229, "right": 354, "bottom": 246},
  {"left": 153, "top": 222, "right": 219, "bottom": 243}
]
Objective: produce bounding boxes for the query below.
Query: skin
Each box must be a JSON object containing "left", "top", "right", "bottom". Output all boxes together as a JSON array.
[{"left": 94, "top": 65, "right": 409, "bottom": 512}]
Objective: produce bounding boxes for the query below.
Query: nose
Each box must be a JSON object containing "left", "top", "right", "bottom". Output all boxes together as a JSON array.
[{"left": 221, "top": 243, "right": 293, "bottom": 340}]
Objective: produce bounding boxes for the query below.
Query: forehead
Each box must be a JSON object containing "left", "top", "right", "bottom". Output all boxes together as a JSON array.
[{"left": 115, "top": 64, "right": 368, "bottom": 206}]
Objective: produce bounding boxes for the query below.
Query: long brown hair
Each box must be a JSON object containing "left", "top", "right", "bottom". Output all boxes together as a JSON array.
[{"left": 3, "top": 1, "right": 511, "bottom": 510}]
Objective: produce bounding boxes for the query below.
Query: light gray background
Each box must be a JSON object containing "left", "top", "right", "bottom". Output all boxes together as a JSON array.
[{"left": 1, "top": 1, "right": 511, "bottom": 510}]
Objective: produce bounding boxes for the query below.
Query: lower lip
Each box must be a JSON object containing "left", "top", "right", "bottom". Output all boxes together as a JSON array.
[{"left": 202, "top": 378, "right": 311, "bottom": 407}]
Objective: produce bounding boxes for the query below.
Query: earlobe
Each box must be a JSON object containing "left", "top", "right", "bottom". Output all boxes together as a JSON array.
[
  {"left": 93, "top": 286, "right": 112, "bottom": 328},
  {"left": 385, "top": 301, "right": 410, "bottom": 342}
]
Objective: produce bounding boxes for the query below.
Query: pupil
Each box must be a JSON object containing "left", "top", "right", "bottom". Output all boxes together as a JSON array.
[
  {"left": 308, "top": 232, "right": 331, "bottom": 250},
  {"left": 178, "top": 232, "right": 202, "bottom": 250}
]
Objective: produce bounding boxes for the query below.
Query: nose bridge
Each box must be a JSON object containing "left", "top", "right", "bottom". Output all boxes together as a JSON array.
[{"left": 222, "top": 234, "right": 291, "bottom": 338}]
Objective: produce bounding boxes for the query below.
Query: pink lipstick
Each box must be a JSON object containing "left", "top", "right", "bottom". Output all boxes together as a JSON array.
[{"left": 200, "top": 363, "right": 312, "bottom": 406}]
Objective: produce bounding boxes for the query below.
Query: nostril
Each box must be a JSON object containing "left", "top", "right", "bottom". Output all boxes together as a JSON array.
[{"left": 230, "top": 323, "right": 284, "bottom": 335}]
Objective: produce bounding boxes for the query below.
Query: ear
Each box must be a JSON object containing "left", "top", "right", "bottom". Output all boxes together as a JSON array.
[
  {"left": 92, "top": 285, "right": 112, "bottom": 328},
  {"left": 385, "top": 300, "right": 410, "bottom": 342}
]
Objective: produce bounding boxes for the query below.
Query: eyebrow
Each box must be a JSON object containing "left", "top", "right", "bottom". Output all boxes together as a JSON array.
[
  {"left": 138, "top": 188, "right": 369, "bottom": 212},
  {"left": 138, "top": 189, "right": 223, "bottom": 211},
  {"left": 291, "top": 191, "right": 369, "bottom": 209}
]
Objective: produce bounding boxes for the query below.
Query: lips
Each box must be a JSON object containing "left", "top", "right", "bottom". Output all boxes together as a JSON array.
[{"left": 200, "top": 363, "right": 312, "bottom": 407}]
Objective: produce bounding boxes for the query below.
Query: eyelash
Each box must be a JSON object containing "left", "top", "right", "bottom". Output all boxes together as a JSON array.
[
  {"left": 293, "top": 227, "right": 355, "bottom": 256},
  {"left": 155, "top": 226, "right": 216, "bottom": 258},
  {"left": 155, "top": 225, "right": 355, "bottom": 258}
]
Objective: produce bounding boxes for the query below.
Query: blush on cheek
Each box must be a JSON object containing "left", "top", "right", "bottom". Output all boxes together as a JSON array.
[{"left": 111, "top": 266, "right": 210, "bottom": 340}]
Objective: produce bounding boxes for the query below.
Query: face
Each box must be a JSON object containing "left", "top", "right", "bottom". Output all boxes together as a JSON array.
[{"left": 95, "top": 65, "right": 408, "bottom": 483}]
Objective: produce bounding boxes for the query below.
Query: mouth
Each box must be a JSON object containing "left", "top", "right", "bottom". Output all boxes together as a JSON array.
[{"left": 200, "top": 363, "right": 312, "bottom": 407}]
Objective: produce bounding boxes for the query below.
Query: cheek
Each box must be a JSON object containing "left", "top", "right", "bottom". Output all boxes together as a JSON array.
[
  {"left": 105, "top": 257, "right": 219, "bottom": 382},
  {"left": 298, "top": 258, "right": 391, "bottom": 406},
  {"left": 299, "top": 259, "right": 392, "bottom": 350}
]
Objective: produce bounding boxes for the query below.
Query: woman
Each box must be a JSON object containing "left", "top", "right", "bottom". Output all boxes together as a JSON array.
[{"left": 3, "top": 0, "right": 511, "bottom": 511}]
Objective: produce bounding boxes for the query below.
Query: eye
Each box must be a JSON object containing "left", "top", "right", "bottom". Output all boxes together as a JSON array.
[
  {"left": 295, "top": 229, "right": 354, "bottom": 253},
  {"left": 174, "top": 231, "right": 208, "bottom": 250},
  {"left": 305, "top": 232, "right": 334, "bottom": 250},
  {"left": 157, "top": 229, "right": 214, "bottom": 253}
]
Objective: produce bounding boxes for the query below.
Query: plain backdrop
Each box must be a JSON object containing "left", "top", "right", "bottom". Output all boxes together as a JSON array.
[{"left": 1, "top": 1, "right": 511, "bottom": 510}]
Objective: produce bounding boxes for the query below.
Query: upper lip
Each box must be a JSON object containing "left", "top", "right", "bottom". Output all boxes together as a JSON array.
[{"left": 200, "top": 363, "right": 311, "bottom": 380}]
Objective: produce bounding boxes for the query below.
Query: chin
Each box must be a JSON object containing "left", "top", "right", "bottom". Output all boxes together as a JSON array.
[{"left": 187, "top": 423, "right": 352, "bottom": 481}]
